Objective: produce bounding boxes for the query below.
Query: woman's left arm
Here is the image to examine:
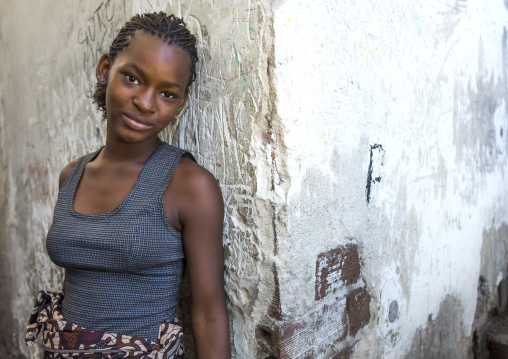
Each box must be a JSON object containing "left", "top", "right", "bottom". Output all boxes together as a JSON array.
[{"left": 173, "top": 159, "right": 230, "bottom": 358}]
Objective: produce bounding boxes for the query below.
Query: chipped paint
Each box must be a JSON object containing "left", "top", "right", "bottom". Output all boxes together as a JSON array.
[{"left": 315, "top": 243, "right": 361, "bottom": 301}]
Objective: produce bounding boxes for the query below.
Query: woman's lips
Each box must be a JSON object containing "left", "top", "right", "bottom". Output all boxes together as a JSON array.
[{"left": 122, "top": 113, "right": 153, "bottom": 131}]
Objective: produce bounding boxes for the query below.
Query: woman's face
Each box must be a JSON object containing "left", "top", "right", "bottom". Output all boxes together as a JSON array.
[{"left": 98, "top": 31, "right": 192, "bottom": 145}]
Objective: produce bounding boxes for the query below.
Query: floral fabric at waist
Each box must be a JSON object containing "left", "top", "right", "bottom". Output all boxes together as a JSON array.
[{"left": 26, "top": 290, "right": 186, "bottom": 359}]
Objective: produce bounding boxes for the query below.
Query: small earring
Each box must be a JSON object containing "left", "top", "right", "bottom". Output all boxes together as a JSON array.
[
  {"left": 178, "top": 107, "right": 181, "bottom": 112},
  {"left": 101, "top": 79, "right": 104, "bottom": 82}
]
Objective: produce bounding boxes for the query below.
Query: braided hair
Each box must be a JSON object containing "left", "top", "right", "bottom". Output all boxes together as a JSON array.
[{"left": 92, "top": 12, "right": 198, "bottom": 118}]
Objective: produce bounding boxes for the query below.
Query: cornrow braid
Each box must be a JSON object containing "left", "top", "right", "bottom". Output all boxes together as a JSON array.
[{"left": 92, "top": 12, "right": 198, "bottom": 118}]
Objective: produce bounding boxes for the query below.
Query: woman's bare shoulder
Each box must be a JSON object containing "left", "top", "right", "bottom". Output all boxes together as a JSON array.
[
  {"left": 58, "top": 158, "right": 80, "bottom": 189},
  {"left": 174, "top": 157, "right": 222, "bottom": 196},
  {"left": 167, "top": 156, "right": 223, "bottom": 218}
]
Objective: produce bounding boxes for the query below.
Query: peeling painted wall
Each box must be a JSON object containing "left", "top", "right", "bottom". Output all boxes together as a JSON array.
[
  {"left": 1, "top": 0, "right": 508, "bottom": 358},
  {"left": 267, "top": 0, "right": 508, "bottom": 357}
]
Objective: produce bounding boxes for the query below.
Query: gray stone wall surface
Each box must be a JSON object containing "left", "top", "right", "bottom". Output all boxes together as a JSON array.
[{"left": 0, "top": 1, "right": 274, "bottom": 358}]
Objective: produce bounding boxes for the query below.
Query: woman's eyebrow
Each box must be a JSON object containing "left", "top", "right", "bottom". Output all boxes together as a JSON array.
[
  {"left": 124, "top": 62, "right": 182, "bottom": 89},
  {"left": 124, "top": 63, "right": 146, "bottom": 78}
]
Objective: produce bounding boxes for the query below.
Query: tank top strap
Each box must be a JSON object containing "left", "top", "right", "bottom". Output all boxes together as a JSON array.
[
  {"left": 60, "top": 147, "right": 103, "bottom": 196},
  {"left": 75, "top": 148, "right": 103, "bottom": 178},
  {"left": 132, "top": 142, "right": 193, "bottom": 199}
]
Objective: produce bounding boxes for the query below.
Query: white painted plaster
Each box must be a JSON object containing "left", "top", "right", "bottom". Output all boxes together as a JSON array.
[
  {"left": 273, "top": 0, "right": 508, "bottom": 357},
  {"left": 379, "top": 279, "right": 405, "bottom": 348}
]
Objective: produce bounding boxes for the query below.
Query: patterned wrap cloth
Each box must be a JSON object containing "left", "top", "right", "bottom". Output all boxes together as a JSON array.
[{"left": 26, "top": 290, "right": 187, "bottom": 359}]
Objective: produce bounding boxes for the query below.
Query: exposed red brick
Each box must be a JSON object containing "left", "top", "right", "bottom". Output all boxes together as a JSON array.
[
  {"left": 347, "top": 287, "right": 371, "bottom": 336},
  {"left": 262, "top": 130, "right": 275, "bottom": 145},
  {"left": 255, "top": 348, "right": 269, "bottom": 358},
  {"left": 332, "top": 341, "right": 358, "bottom": 359},
  {"left": 256, "top": 298, "right": 347, "bottom": 358},
  {"left": 28, "top": 163, "right": 49, "bottom": 176},
  {"left": 256, "top": 323, "right": 277, "bottom": 356},
  {"left": 315, "top": 243, "right": 361, "bottom": 301},
  {"left": 268, "top": 264, "right": 282, "bottom": 318}
]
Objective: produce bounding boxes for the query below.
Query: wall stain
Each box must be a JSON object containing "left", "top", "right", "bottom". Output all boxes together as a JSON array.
[
  {"left": 406, "top": 295, "right": 471, "bottom": 358},
  {"left": 472, "top": 223, "right": 508, "bottom": 357},
  {"left": 232, "top": 43, "right": 249, "bottom": 91}
]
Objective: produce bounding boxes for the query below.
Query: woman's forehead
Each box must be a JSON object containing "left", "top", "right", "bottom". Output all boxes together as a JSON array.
[
  {"left": 114, "top": 32, "right": 191, "bottom": 83},
  {"left": 121, "top": 32, "right": 189, "bottom": 64}
]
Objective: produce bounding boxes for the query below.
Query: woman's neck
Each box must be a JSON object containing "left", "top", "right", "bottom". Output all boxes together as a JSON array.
[{"left": 103, "top": 135, "right": 162, "bottom": 164}]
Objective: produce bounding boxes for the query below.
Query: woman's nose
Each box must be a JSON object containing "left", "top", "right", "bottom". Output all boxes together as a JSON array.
[{"left": 133, "top": 89, "right": 156, "bottom": 113}]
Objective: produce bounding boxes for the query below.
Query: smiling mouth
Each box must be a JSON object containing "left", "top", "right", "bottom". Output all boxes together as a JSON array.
[{"left": 122, "top": 113, "right": 153, "bottom": 130}]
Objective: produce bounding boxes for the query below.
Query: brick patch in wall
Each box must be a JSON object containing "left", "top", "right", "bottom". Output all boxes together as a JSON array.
[
  {"left": 315, "top": 243, "right": 361, "bottom": 301},
  {"left": 331, "top": 341, "right": 358, "bottom": 359},
  {"left": 347, "top": 287, "right": 371, "bottom": 336},
  {"left": 268, "top": 264, "right": 282, "bottom": 319},
  {"left": 256, "top": 297, "right": 347, "bottom": 358}
]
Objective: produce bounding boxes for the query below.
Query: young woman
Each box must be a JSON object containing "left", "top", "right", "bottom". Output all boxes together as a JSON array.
[{"left": 26, "top": 12, "right": 230, "bottom": 359}]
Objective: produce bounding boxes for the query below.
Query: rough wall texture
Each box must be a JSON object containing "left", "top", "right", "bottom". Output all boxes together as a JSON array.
[{"left": 1, "top": 0, "right": 508, "bottom": 358}]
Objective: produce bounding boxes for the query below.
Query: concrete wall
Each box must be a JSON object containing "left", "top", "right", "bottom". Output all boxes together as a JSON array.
[
  {"left": 261, "top": 0, "right": 508, "bottom": 358},
  {"left": 1, "top": 0, "right": 507, "bottom": 358}
]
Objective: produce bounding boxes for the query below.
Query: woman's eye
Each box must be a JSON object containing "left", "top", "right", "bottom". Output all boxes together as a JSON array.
[
  {"left": 161, "top": 92, "right": 175, "bottom": 99},
  {"left": 126, "top": 74, "right": 139, "bottom": 85}
]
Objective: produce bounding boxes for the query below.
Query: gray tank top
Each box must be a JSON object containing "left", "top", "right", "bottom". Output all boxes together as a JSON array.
[{"left": 46, "top": 142, "right": 190, "bottom": 342}]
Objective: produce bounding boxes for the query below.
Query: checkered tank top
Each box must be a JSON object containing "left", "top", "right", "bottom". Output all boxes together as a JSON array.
[{"left": 46, "top": 142, "right": 190, "bottom": 342}]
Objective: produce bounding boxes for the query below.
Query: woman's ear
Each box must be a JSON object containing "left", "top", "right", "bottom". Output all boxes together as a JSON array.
[
  {"left": 96, "top": 54, "right": 111, "bottom": 85},
  {"left": 178, "top": 89, "right": 190, "bottom": 115}
]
